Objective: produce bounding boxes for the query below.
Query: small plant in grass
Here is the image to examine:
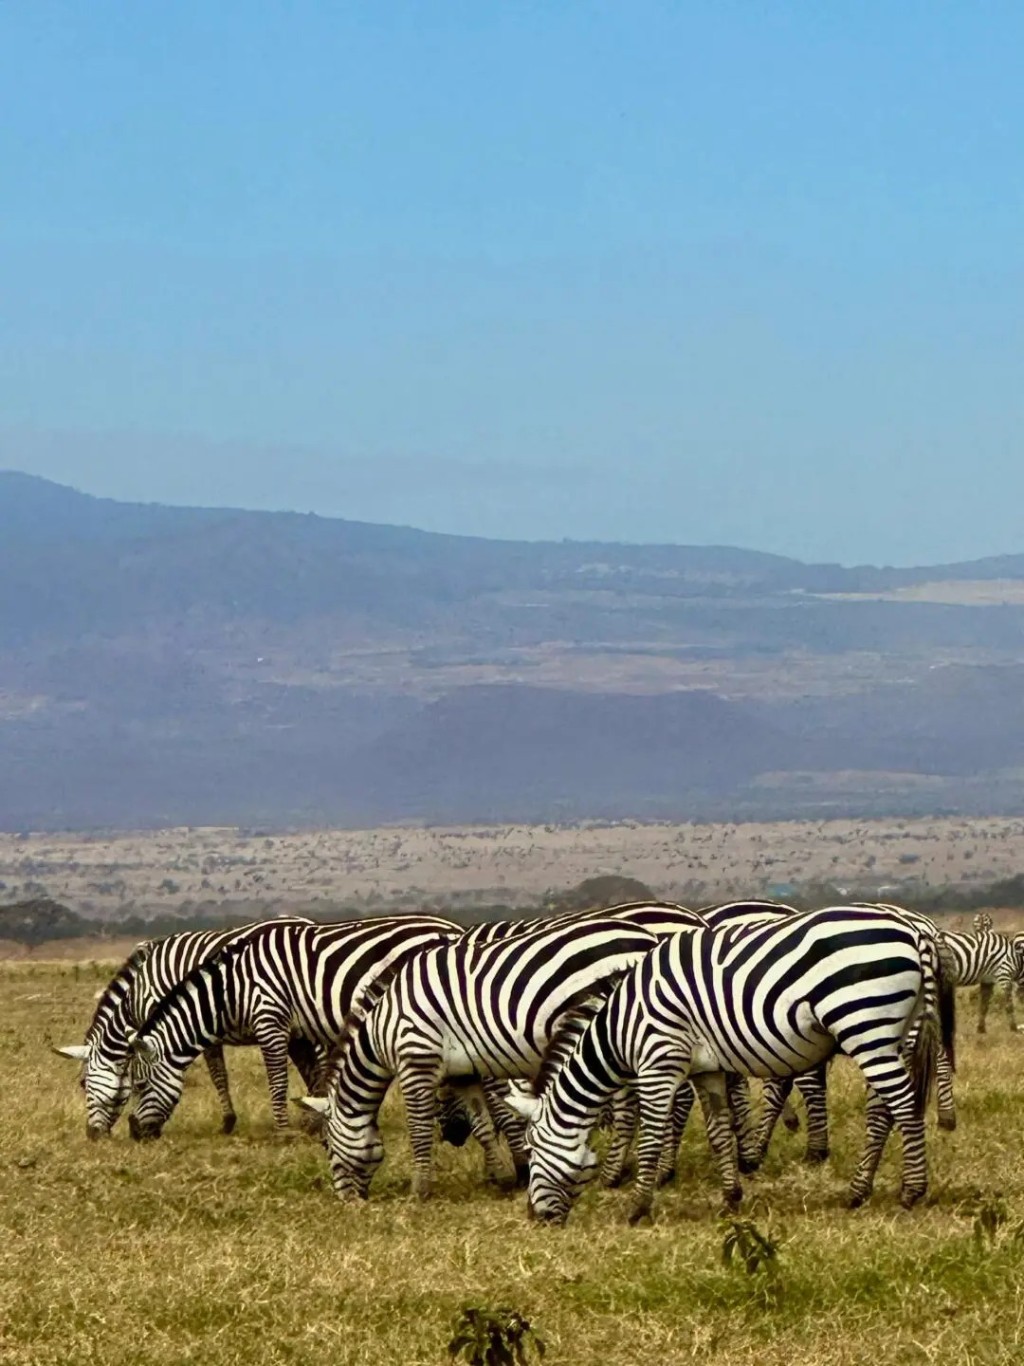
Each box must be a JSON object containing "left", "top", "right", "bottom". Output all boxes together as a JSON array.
[
  {"left": 963, "top": 1191, "right": 1024, "bottom": 1251},
  {"left": 448, "top": 1306, "right": 546, "bottom": 1366},
  {"left": 721, "top": 1218, "right": 780, "bottom": 1277},
  {"left": 721, "top": 1214, "right": 783, "bottom": 1310}
]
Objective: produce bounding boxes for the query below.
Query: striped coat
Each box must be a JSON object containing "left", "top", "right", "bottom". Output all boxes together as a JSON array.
[
  {"left": 127, "top": 915, "right": 460, "bottom": 1139},
  {"left": 515, "top": 906, "right": 953, "bottom": 1224},
  {"left": 55, "top": 919, "right": 315, "bottom": 1138},
  {"left": 311, "top": 915, "right": 660, "bottom": 1200}
]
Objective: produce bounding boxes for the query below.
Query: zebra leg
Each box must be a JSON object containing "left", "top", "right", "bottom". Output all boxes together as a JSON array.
[
  {"left": 848, "top": 1085, "right": 894, "bottom": 1208},
  {"left": 850, "top": 1056, "right": 928, "bottom": 1209},
  {"left": 795, "top": 1064, "right": 830, "bottom": 1163},
  {"left": 1001, "top": 976, "right": 1018, "bottom": 1032},
  {"left": 781, "top": 1094, "right": 801, "bottom": 1132},
  {"left": 461, "top": 1084, "right": 514, "bottom": 1186},
  {"left": 202, "top": 1045, "right": 237, "bottom": 1135},
  {"left": 480, "top": 1081, "right": 531, "bottom": 1186},
  {"left": 693, "top": 1073, "right": 743, "bottom": 1212},
  {"left": 656, "top": 1083, "right": 696, "bottom": 1188},
  {"left": 753, "top": 1076, "right": 794, "bottom": 1166},
  {"left": 978, "top": 981, "right": 993, "bottom": 1034},
  {"left": 629, "top": 1068, "right": 686, "bottom": 1224},
  {"left": 254, "top": 1020, "right": 294, "bottom": 1131},
  {"left": 397, "top": 1058, "right": 444, "bottom": 1199},
  {"left": 936, "top": 1043, "right": 956, "bottom": 1131},
  {"left": 726, "top": 1074, "right": 760, "bottom": 1174},
  {"left": 600, "top": 1089, "right": 638, "bottom": 1188}
]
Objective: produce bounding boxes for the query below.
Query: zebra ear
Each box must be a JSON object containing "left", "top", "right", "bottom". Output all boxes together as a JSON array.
[
  {"left": 503, "top": 1089, "right": 541, "bottom": 1123},
  {"left": 295, "top": 1095, "right": 330, "bottom": 1115},
  {"left": 53, "top": 1044, "right": 90, "bottom": 1062},
  {"left": 128, "top": 1033, "right": 158, "bottom": 1062}
]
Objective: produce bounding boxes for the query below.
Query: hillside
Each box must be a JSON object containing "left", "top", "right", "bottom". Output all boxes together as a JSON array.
[{"left": 3, "top": 471, "right": 1024, "bottom": 829}]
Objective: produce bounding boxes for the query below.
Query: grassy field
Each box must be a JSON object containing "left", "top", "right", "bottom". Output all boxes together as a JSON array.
[{"left": 4, "top": 959, "right": 1024, "bottom": 1365}]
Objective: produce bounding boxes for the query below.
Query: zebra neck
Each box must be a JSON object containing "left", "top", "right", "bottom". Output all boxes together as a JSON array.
[{"left": 547, "top": 1005, "right": 630, "bottom": 1136}]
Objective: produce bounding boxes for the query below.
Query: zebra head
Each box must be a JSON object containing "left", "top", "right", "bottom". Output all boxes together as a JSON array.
[
  {"left": 525, "top": 1117, "right": 600, "bottom": 1225},
  {"left": 299, "top": 1094, "right": 385, "bottom": 1200},
  {"left": 125, "top": 1034, "right": 181, "bottom": 1141},
  {"left": 80, "top": 1043, "right": 135, "bottom": 1141},
  {"left": 1012, "top": 933, "right": 1024, "bottom": 982},
  {"left": 505, "top": 1088, "right": 599, "bottom": 1225}
]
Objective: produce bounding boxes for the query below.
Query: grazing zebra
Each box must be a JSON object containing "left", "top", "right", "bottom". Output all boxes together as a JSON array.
[
  {"left": 745, "top": 900, "right": 960, "bottom": 1165},
  {"left": 301, "top": 915, "right": 661, "bottom": 1201},
  {"left": 126, "top": 915, "right": 461, "bottom": 1140},
  {"left": 512, "top": 906, "right": 954, "bottom": 1225},
  {"left": 54, "top": 919, "right": 318, "bottom": 1138},
  {"left": 444, "top": 901, "right": 706, "bottom": 1180},
  {"left": 941, "top": 927, "right": 1024, "bottom": 1033}
]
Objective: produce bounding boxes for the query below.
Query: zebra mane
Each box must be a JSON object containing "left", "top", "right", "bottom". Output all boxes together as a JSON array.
[
  {"left": 533, "top": 975, "right": 625, "bottom": 1098},
  {"left": 87, "top": 941, "right": 155, "bottom": 1034},
  {"left": 318, "top": 955, "right": 411, "bottom": 1091},
  {"left": 133, "top": 935, "right": 249, "bottom": 1039}
]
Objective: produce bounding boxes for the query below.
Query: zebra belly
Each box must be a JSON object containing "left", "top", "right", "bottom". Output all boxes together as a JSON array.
[{"left": 685, "top": 1004, "right": 834, "bottom": 1080}]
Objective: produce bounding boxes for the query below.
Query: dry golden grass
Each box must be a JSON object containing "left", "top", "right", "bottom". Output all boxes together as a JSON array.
[{"left": 4, "top": 960, "right": 1024, "bottom": 1364}]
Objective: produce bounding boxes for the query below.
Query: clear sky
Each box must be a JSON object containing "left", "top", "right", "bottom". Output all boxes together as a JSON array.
[{"left": 2, "top": 2, "right": 1023, "bottom": 566}]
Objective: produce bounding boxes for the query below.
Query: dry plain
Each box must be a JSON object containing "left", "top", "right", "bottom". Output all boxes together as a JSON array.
[
  {"left": 4, "top": 950, "right": 1024, "bottom": 1365},
  {"left": 3, "top": 814, "right": 1024, "bottom": 921}
]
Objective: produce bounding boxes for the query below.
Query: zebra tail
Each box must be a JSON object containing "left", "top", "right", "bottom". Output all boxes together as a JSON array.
[
  {"left": 909, "top": 935, "right": 942, "bottom": 1119},
  {"left": 937, "top": 939, "right": 957, "bottom": 1074}
]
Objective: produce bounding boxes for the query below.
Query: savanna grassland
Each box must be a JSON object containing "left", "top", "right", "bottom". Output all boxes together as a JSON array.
[
  {"left": 5, "top": 814, "right": 1024, "bottom": 921},
  {"left": 4, "top": 958, "right": 1024, "bottom": 1365}
]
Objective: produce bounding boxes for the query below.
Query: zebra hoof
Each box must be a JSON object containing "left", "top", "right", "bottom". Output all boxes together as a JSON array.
[
  {"left": 899, "top": 1188, "right": 926, "bottom": 1210},
  {"left": 627, "top": 1205, "right": 653, "bottom": 1227},
  {"left": 656, "top": 1167, "right": 676, "bottom": 1189},
  {"left": 803, "top": 1148, "right": 830, "bottom": 1165},
  {"left": 783, "top": 1113, "right": 801, "bottom": 1133},
  {"left": 847, "top": 1190, "right": 868, "bottom": 1209},
  {"left": 514, "top": 1162, "right": 531, "bottom": 1189},
  {"left": 221, "top": 1113, "right": 238, "bottom": 1136},
  {"left": 602, "top": 1169, "right": 629, "bottom": 1189},
  {"left": 938, "top": 1113, "right": 957, "bottom": 1133},
  {"left": 723, "top": 1186, "right": 743, "bottom": 1210},
  {"left": 738, "top": 1155, "right": 760, "bottom": 1176}
]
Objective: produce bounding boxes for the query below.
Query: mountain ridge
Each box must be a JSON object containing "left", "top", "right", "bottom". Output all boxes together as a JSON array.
[{"left": 3, "top": 471, "right": 1024, "bottom": 830}]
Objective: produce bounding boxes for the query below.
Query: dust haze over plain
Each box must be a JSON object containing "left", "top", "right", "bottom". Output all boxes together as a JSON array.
[{"left": 3, "top": 5, "right": 1024, "bottom": 566}]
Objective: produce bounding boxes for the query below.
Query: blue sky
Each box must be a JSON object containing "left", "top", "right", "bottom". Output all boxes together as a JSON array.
[{"left": 2, "top": 2, "right": 1023, "bottom": 565}]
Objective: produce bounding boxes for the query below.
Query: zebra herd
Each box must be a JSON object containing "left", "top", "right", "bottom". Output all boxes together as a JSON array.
[{"left": 55, "top": 897, "right": 1024, "bottom": 1225}]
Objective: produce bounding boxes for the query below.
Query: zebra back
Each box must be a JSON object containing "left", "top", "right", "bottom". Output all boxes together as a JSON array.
[
  {"left": 461, "top": 900, "right": 700, "bottom": 948},
  {"left": 132, "top": 913, "right": 463, "bottom": 1062}
]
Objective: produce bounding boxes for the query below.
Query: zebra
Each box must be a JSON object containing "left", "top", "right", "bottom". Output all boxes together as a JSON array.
[
  {"left": 444, "top": 901, "right": 706, "bottom": 1180},
  {"left": 53, "top": 919, "right": 320, "bottom": 1138},
  {"left": 125, "top": 914, "right": 461, "bottom": 1140},
  {"left": 300, "top": 914, "right": 662, "bottom": 1201},
  {"left": 941, "top": 927, "right": 1024, "bottom": 1033},
  {"left": 740, "top": 900, "right": 960, "bottom": 1167},
  {"left": 511, "top": 906, "right": 954, "bottom": 1225}
]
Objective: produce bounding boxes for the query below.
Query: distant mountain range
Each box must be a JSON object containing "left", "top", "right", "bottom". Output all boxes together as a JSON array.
[{"left": 3, "top": 469, "right": 1024, "bottom": 830}]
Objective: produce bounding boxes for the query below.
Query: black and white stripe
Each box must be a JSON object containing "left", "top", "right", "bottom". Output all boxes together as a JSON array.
[
  {"left": 444, "top": 902, "right": 705, "bottom": 1180},
  {"left": 516, "top": 906, "right": 953, "bottom": 1224},
  {"left": 126, "top": 915, "right": 460, "bottom": 1139},
  {"left": 941, "top": 928, "right": 1023, "bottom": 1033},
  {"left": 54, "top": 920, "right": 314, "bottom": 1138},
  {"left": 312, "top": 915, "right": 661, "bottom": 1200}
]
